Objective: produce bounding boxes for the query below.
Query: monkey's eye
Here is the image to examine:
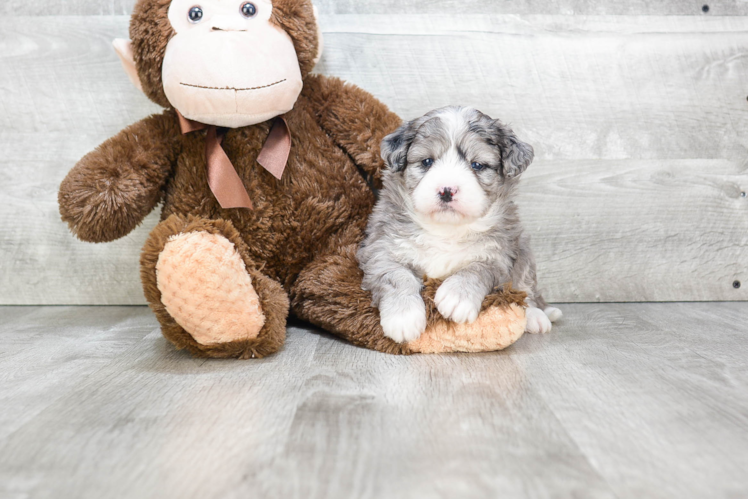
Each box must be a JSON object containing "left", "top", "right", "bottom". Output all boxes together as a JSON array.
[
  {"left": 422, "top": 158, "right": 434, "bottom": 168},
  {"left": 241, "top": 2, "right": 257, "bottom": 17},
  {"left": 471, "top": 162, "right": 486, "bottom": 171},
  {"left": 188, "top": 6, "right": 204, "bottom": 23}
]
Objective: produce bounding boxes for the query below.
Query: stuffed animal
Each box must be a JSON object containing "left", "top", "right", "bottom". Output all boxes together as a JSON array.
[{"left": 58, "top": 0, "right": 527, "bottom": 359}]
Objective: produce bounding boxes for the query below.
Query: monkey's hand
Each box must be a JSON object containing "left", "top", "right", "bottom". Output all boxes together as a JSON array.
[{"left": 59, "top": 111, "right": 181, "bottom": 243}]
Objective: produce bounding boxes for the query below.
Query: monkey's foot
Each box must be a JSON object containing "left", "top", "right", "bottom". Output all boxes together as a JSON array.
[
  {"left": 156, "top": 231, "right": 266, "bottom": 346},
  {"left": 408, "top": 303, "right": 526, "bottom": 353}
]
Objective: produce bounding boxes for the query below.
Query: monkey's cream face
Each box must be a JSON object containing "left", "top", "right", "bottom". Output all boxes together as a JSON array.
[{"left": 162, "top": 0, "right": 304, "bottom": 128}]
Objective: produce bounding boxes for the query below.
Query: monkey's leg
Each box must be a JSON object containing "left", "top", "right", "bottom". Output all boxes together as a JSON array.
[
  {"left": 141, "top": 215, "right": 289, "bottom": 359},
  {"left": 290, "top": 241, "right": 527, "bottom": 354},
  {"left": 290, "top": 241, "right": 411, "bottom": 354}
]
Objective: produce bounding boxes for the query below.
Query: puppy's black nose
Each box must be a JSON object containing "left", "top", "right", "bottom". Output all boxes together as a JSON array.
[{"left": 439, "top": 187, "right": 454, "bottom": 203}]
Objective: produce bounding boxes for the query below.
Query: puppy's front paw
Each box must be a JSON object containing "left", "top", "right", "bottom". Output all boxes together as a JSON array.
[
  {"left": 434, "top": 278, "right": 483, "bottom": 324},
  {"left": 380, "top": 296, "right": 427, "bottom": 343},
  {"left": 525, "top": 307, "right": 552, "bottom": 334}
]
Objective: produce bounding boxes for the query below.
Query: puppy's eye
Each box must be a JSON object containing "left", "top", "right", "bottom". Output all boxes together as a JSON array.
[
  {"left": 241, "top": 2, "right": 257, "bottom": 17},
  {"left": 471, "top": 162, "right": 486, "bottom": 171},
  {"left": 188, "top": 6, "right": 204, "bottom": 23},
  {"left": 422, "top": 158, "right": 434, "bottom": 168}
]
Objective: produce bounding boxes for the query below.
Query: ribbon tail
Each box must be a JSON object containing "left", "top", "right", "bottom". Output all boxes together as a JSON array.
[
  {"left": 205, "top": 127, "right": 254, "bottom": 210},
  {"left": 257, "top": 117, "right": 292, "bottom": 180},
  {"left": 176, "top": 109, "right": 207, "bottom": 134}
]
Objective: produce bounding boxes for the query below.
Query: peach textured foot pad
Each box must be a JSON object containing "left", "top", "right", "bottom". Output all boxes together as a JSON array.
[
  {"left": 407, "top": 304, "right": 527, "bottom": 353},
  {"left": 156, "top": 231, "right": 266, "bottom": 346}
]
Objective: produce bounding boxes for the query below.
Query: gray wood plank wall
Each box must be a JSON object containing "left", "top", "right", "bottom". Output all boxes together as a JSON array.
[
  {"left": 0, "top": 3, "right": 746, "bottom": 305},
  {"left": 5, "top": 0, "right": 748, "bottom": 16}
]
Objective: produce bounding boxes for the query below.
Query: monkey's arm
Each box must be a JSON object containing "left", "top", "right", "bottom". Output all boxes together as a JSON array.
[
  {"left": 304, "top": 74, "right": 401, "bottom": 188},
  {"left": 59, "top": 111, "right": 182, "bottom": 243}
]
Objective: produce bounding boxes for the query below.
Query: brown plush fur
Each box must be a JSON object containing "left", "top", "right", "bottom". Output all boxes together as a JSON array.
[
  {"left": 59, "top": 111, "right": 182, "bottom": 242},
  {"left": 59, "top": 0, "right": 525, "bottom": 358}
]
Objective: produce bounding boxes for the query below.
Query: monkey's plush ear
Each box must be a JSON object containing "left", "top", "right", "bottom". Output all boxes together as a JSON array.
[
  {"left": 312, "top": 5, "right": 324, "bottom": 66},
  {"left": 113, "top": 39, "right": 143, "bottom": 92},
  {"left": 380, "top": 121, "right": 416, "bottom": 172}
]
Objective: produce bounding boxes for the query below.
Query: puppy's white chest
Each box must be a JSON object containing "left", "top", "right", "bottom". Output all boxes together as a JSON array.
[
  {"left": 421, "top": 250, "right": 472, "bottom": 280},
  {"left": 409, "top": 234, "right": 489, "bottom": 280}
]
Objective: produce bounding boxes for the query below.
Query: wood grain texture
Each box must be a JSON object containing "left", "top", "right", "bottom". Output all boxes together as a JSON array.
[
  {"left": 1, "top": 14, "right": 747, "bottom": 304},
  {"left": 514, "top": 302, "right": 748, "bottom": 497},
  {"left": 1, "top": 303, "right": 747, "bottom": 497},
  {"left": 314, "top": 0, "right": 748, "bottom": 15},
  {"left": 316, "top": 15, "right": 748, "bottom": 162},
  {"left": 0, "top": 306, "right": 155, "bottom": 441},
  {"left": 5, "top": 0, "right": 748, "bottom": 16},
  {"left": 1, "top": 1, "right": 136, "bottom": 16},
  {"left": 0, "top": 16, "right": 164, "bottom": 305},
  {"left": 253, "top": 334, "right": 613, "bottom": 498},
  {"left": 521, "top": 159, "right": 747, "bottom": 302}
]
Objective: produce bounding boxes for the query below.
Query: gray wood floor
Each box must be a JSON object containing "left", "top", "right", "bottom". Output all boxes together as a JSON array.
[{"left": 1, "top": 304, "right": 747, "bottom": 498}]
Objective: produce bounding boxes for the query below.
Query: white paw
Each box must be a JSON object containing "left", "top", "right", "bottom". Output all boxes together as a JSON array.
[
  {"left": 434, "top": 279, "right": 482, "bottom": 324},
  {"left": 380, "top": 295, "right": 427, "bottom": 343},
  {"left": 544, "top": 306, "right": 563, "bottom": 323},
  {"left": 525, "top": 307, "right": 552, "bottom": 334}
]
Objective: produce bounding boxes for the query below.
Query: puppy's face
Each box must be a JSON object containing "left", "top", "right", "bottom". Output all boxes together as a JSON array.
[{"left": 382, "top": 107, "right": 534, "bottom": 226}]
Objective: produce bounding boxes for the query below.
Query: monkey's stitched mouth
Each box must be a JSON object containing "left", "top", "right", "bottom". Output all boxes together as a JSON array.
[{"left": 179, "top": 79, "right": 287, "bottom": 91}]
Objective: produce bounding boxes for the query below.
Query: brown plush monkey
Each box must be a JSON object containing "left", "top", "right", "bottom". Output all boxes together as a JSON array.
[{"left": 59, "top": 0, "right": 527, "bottom": 359}]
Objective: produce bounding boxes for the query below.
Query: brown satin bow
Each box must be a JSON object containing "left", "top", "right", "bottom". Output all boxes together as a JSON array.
[{"left": 177, "top": 111, "right": 292, "bottom": 209}]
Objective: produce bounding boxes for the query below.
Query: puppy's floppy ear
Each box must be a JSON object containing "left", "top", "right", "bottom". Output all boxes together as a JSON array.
[
  {"left": 493, "top": 120, "right": 534, "bottom": 179},
  {"left": 381, "top": 120, "right": 417, "bottom": 173}
]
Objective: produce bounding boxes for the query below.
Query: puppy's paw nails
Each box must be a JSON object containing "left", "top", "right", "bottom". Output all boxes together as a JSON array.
[
  {"left": 525, "top": 307, "right": 552, "bottom": 334},
  {"left": 380, "top": 297, "right": 427, "bottom": 343},
  {"left": 435, "top": 283, "right": 481, "bottom": 324},
  {"left": 544, "top": 306, "right": 563, "bottom": 323}
]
